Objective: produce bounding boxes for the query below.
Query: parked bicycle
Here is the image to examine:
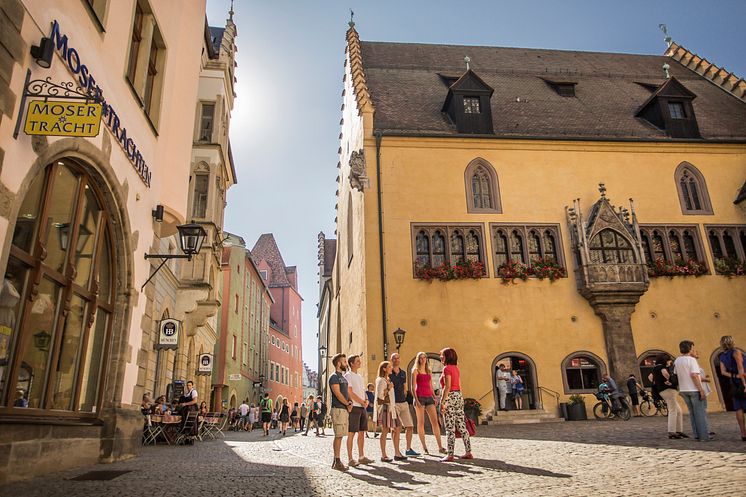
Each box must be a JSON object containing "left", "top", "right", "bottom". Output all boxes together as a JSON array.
[
  {"left": 593, "top": 391, "right": 631, "bottom": 420},
  {"left": 639, "top": 390, "right": 668, "bottom": 417}
]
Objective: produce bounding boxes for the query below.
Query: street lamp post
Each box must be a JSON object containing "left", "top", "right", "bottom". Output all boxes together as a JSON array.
[{"left": 393, "top": 327, "right": 406, "bottom": 353}]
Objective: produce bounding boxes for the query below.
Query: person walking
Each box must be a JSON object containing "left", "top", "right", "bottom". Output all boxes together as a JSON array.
[
  {"left": 300, "top": 400, "right": 308, "bottom": 431},
  {"left": 344, "top": 354, "right": 374, "bottom": 466},
  {"left": 510, "top": 370, "right": 525, "bottom": 410},
  {"left": 412, "top": 351, "right": 445, "bottom": 455},
  {"left": 329, "top": 353, "right": 352, "bottom": 471},
  {"left": 260, "top": 393, "right": 272, "bottom": 436},
  {"left": 496, "top": 364, "right": 510, "bottom": 411},
  {"left": 674, "top": 340, "right": 710, "bottom": 441},
  {"left": 279, "top": 398, "right": 290, "bottom": 436},
  {"left": 375, "top": 360, "right": 399, "bottom": 462},
  {"left": 318, "top": 396, "right": 328, "bottom": 436},
  {"left": 439, "top": 348, "right": 472, "bottom": 462},
  {"left": 238, "top": 399, "right": 250, "bottom": 431},
  {"left": 627, "top": 374, "right": 644, "bottom": 417},
  {"left": 718, "top": 335, "right": 746, "bottom": 441},
  {"left": 291, "top": 402, "right": 299, "bottom": 432},
  {"left": 247, "top": 403, "right": 256, "bottom": 432},
  {"left": 303, "top": 394, "right": 320, "bottom": 436},
  {"left": 365, "top": 383, "right": 377, "bottom": 438},
  {"left": 652, "top": 356, "right": 686, "bottom": 439},
  {"left": 390, "top": 353, "right": 418, "bottom": 458}
]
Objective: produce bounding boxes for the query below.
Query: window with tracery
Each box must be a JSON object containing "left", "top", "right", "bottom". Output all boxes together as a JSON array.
[
  {"left": 705, "top": 225, "right": 746, "bottom": 273},
  {"left": 411, "top": 225, "right": 486, "bottom": 273},
  {"left": 675, "top": 163, "right": 713, "bottom": 215},
  {"left": 464, "top": 160, "right": 501, "bottom": 213},
  {"left": 489, "top": 224, "right": 565, "bottom": 273},
  {"left": 588, "top": 229, "right": 635, "bottom": 264},
  {"left": 639, "top": 225, "right": 704, "bottom": 265}
]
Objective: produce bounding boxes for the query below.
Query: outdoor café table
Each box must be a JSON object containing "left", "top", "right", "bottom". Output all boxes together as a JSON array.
[{"left": 157, "top": 414, "right": 182, "bottom": 444}]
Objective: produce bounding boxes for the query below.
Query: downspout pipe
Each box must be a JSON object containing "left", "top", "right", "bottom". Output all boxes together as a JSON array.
[{"left": 374, "top": 130, "right": 389, "bottom": 360}]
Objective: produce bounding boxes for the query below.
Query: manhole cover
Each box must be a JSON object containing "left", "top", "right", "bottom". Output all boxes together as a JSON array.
[{"left": 70, "top": 470, "right": 132, "bottom": 481}]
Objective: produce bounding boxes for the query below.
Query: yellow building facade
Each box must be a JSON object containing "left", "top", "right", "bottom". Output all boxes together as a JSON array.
[{"left": 319, "top": 24, "right": 746, "bottom": 419}]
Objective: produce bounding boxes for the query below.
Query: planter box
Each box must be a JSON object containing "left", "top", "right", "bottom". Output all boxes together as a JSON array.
[{"left": 567, "top": 402, "right": 587, "bottom": 421}]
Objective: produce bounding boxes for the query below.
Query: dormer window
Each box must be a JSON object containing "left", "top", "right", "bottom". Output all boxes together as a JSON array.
[
  {"left": 464, "top": 97, "right": 481, "bottom": 114},
  {"left": 543, "top": 79, "right": 577, "bottom": 97},
  {"left": 668, "top": 101, "right": 686, "bottom": 119}
]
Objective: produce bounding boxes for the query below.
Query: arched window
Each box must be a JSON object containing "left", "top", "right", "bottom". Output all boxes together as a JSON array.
[
  {"left": 2, "top": 159, "right": 116, "bottom": 412},
  {"left": 432, "top": 230, "right": 446, "bottom": 267},
  {"left": 510, "top": 229, "right": 525, "bottom": 263},
  {"left": 638, "top": 350, "right": 674, "bottom": 388},
  {"left": 493, "top": 230, "right": 509, "bottom": 266},
  {"left": 562, "top": 352, "right": 606, "bottom": 393},
  {"left": 450, "top": 230, "right": 465, "bottom": 263},
  {"left": 465, "top": 230, "right": 481, "bottom": 263},
  {"left": 589, "top": 229, "right": 635, "bottom": 264},
  {"left": 543, "top": 230, "right": 557, "bottom": 261},
  {"left": 464, "top": 158, "right": 501, "bottom": 213},
  {"left": 415, "top": 231, "right": 430, "bottom": 266},
  {"left": 528, "top": 230, "right": 541, "bottom": 262},
  {"left": 674, "top": 162, "right": 713, "bottom": 215}
]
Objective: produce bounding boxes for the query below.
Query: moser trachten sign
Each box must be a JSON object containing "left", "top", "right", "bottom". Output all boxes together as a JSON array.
[
  {"left": 24, "top": 100, "right": 102, "bottom": 137},
  {"left": 197, "top": 353, "right": 213, "bottom": 375},
  {"left": 156, "top": 319, "right": 180, "bottom": 350}
]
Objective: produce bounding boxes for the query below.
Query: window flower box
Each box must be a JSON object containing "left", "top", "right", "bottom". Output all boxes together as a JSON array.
[
  {"left": 647, "top": 257, "right": 708, "bottom": 277},
  {"left": 414, "top": 260, "right": 485, "bottom": 282},
  {"left": 496, "top": 257, "right": 566, "bottom": 284},
  {"left": 714, "top": 257, "right": 746, "bottom": 277}
]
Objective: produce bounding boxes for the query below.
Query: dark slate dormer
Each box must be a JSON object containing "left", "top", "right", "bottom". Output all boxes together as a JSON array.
[
  {"left": 542, "top": 79, "right": 577, "bottom": 97},
  {"left": 635, "top": 77, "right": 701, "bottom": 139},
  {"left": 441, "top": 69, "right": 494, "bottom": 134}
]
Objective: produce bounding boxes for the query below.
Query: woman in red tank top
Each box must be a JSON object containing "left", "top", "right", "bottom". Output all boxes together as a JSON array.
[{"left": 412, "top": 351, "right": 445, "bottom": 455}]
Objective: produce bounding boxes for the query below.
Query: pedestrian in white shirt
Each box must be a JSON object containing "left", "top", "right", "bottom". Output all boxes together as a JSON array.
[
  {"left": 238, "top": 399, "right": 250, "bottom": 431},
  {"left": 496, "top": 364, "right": 510, "bottom": 411},
  {"left": 344, "top": 355, "right": 374, "bottom": 466},
  {"left": 674, "top": 340, "right": 710, "bottom": 441}
]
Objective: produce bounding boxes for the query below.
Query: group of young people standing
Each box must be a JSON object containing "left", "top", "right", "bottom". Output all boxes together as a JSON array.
[{"left": 327, "top": 348, "right": 473, "bottom": 471}]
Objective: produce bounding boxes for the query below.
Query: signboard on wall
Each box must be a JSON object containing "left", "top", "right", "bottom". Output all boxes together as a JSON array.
[
  {"left": 156, "top": 319, "right": 180, "bottom": 350},
  {"left": 228, "top": 374, "right": 242, "bottom": 381},
  {"left": 24, "top": 100, "right": 102, "bottom": 137},
  {"left": 197, "top": 353, "right": 213, "bottom": 375}
]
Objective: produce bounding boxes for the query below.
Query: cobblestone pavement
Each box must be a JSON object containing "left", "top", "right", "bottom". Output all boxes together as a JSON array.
[{"left": 2, "top": 413, "right": 745, "bottom": 497}]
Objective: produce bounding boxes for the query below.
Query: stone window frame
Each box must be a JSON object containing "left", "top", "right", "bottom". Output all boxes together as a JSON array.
[
  {"left": 81, "top": 0, "right": 109, "bottom": 31},
  {"left": 674, "top": 162, "right": 713, "bottom": 215},
  {"left": 489, "top": 223, "right": 567, "bottom": 276},
  {"left": 560, "top": 351, "right": 607, "bottom": 394},
  {"left": 639, "top": 224, "right": 709, "bottom": 269},
  {"left": 704, "top": 224, "right": 746, "bottom": 271},
  {"left": 464, "top": 158, "right": 502, "bottom": 214},
  {"left": 410, "top": 223, "right": 488, "bottom": 276}
]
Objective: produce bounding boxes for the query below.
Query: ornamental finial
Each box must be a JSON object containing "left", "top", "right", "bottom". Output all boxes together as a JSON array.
[
  {"left": 598, "top": 183, "right": 607, "bottom": 198},
  {"left": 229, "top": 0, "right": 234, "bottom": 21},
  {"left": 663, "top": 62, "right": 671, "bottom": 79},
  {"left": 464, "top": 56, "right": 471, "bottom": 70},
  {"left": 349, "top": 9, "right": 355, "bottom": 28},
  {"left": 658, "top": 23, "right": 672, "bottom": 46}
]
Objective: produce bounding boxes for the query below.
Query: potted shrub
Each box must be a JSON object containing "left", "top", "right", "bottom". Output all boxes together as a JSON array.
[
  {"left": 566, "top": 394, "right": 587, "bottom": 421},
  {"left": 463, "top": 398, "right": 482, "bottom": 424}
]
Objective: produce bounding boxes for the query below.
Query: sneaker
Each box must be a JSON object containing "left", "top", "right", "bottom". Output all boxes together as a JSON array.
[
  {"left": 459, "top": 452, "right": 474, "bottom": 460},
  {"left": 405, "top": 449, "right": 420, "bottom": 457},
  {"left": 348, "top": 459, "right": 359, "bottom": 467},
  {"left": 438, "top": 448, "right": 447, "bottom": 455},
  {"left": 359, "top": 456, "right": 374, "bottom": 464},
  {"left": 440, "top": 455, "right": 455, "bottom": 462},
  {"left": 394, "top": 455, "right": 407, "bottom": 461},
  {"left": 331, "top": 460, "right": 348, "bottom": 471}
]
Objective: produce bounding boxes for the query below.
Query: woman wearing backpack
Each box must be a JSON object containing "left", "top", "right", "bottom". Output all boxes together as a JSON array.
[
  {"left": 718, "top": 335, "right": 746, "bottom": 441},
  {"left": 652, "top": 355, "right": 686, "bottom": 439}
]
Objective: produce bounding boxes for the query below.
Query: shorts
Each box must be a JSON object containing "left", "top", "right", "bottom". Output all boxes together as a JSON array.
[
  {"left": 377, "top": 404, "right": 401, "bottom": 429},
  {"left": 395, "top": 402, "right": 414, "bottom": 428},
  {"left": 629, "top": 393, "right": 639, "bottom": 406},
  {"left": 261, "top": 412, "right": 271, "bottom": 423},
  {"left": 331, "top": 407, "right": 349, "bottom": 437},
  {"left": 348, "top": 406, "right": 367, "bottom": 432},
  {"left": 417, "top": 396, "right": 435, "bottom": 406}
]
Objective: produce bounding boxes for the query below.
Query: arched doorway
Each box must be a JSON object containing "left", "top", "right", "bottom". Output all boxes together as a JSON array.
[
  {"left": 711, "top": 347, "right": 745, "bottom": 412},
  {"left": 0, "top": 158, "right": 118, "bottom": 413},
  {"left": 492, "top": 353, "right": 538, "bottom": 410},
  {"left": 229, "top": 393, "right": 237, "bottom": 408},
  {"left": 638, "top": 350, "right": 674, "bottom": 388}
]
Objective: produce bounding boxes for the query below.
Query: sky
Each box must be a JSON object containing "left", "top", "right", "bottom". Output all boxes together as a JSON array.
[{"left": 205, "top": 0, "right": 746, "bottom": 371}]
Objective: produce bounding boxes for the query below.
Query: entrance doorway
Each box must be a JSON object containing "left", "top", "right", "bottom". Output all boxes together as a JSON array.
[
  {"left": 492, "top": 353, "right": 537, "bottom": 410},
  {"left": 711, "top": 348, "right": 744, "bottom": 412}
]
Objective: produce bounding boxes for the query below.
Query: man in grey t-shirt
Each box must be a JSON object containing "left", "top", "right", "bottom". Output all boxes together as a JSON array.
[{"left": 329, "top": 353, "right": 351, "bottom": 471}]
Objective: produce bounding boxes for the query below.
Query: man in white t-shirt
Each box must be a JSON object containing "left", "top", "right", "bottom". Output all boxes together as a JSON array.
[
  {"left": 344, "top": 355, "right": 373, "bottom": 467},
  {"left": 674, "top": 340, "right": 710, "bottom": 441},
  {"left": 239, "top": 399, "right": 250, "bottom": 430}
]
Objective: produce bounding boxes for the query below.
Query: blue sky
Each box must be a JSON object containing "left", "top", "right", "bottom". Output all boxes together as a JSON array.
[{"left": 206, "top": 0, "right": 746, "bottom": 370}]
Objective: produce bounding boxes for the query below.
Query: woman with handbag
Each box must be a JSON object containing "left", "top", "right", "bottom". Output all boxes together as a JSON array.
[
  {"left": 718, "top": 335, "right": 746, "bottom": 441},
  {"left": 374, "top": 360, "right": 400, "bottom": 462},
  {"left": 439, "top": 347, "right": 473, "bottom": 462}
]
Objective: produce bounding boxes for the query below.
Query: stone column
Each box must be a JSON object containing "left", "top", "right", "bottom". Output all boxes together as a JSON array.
[{"left": 591, "top": 302, "right": 640, "bottom": 381}]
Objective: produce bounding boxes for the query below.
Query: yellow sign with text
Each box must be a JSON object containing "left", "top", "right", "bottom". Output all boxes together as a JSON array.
[{"left": 24, "top": 100, "right": 102, "bottom": 137}]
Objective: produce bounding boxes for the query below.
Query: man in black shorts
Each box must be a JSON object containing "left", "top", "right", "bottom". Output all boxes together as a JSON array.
[
  {"left": 627, "top": 374, "right": 643, "bottom": 417},
  {"left": 260, "top": 393, "right": 273, "bottom": 436},
  {"left": 344, "top": 355, "right": 373, "bottom": 466}
]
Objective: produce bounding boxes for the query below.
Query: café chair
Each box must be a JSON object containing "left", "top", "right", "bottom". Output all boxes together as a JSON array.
[{"left": 174, "top": 411, "right": 199, "bottom": 445}]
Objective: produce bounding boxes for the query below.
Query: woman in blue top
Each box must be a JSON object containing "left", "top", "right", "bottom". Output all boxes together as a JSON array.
[
  {"left": 718, "top": 335, "right": 746, "bottom": 441},
  {"left": 510, "top": 371, "right": 525, "bottom": 410}
]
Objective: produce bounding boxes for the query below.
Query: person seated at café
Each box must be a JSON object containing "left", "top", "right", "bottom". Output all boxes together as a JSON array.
[
  {"left": 141, "top": 393, "right": 153, "bottom": 415},
  {"left": 199, "top": 401, "right": 208, "bottom": 416},
  {"left": 154, "top": 395, "right": 169, "bottom": 414}
]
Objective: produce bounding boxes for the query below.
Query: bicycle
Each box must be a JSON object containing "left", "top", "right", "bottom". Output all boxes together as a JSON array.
[
  {"left": 639, "top": 390, "right": 668, "bottom": 417},
  {"left": 593, "top": 393, "right": 631, "bottom": 420}
]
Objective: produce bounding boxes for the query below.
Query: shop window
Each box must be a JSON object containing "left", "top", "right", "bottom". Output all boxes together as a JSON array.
[
  {"left": 198, "top": 103, "right": 215, "bottom": 142},
  {"left": 674, "top": 163, "right": 713, "bottom": 215},
  {"left": 192, "top": 174, "right": 209, "bottom": 219},
  {"left": 1, "top": 160, "right": 115, "bottom": 413},
  {"left": 562, "top": 353, "right": 605, "bottom": 393},
  {"left": 464, "top": 159, "right": 501, "bottom": 213},
  {"left": 411, "top": 224, "right": 486, "bottom": 274},
  {"left": 126, "top": 0, "right": 166, "bottom": 126}
]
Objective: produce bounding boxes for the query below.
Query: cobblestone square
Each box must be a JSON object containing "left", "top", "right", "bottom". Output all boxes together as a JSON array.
[{"left": 2, "top": 413, "right": 745, "bottom": 497}]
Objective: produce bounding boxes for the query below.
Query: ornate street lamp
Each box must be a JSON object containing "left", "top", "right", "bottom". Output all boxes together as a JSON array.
[
  {"left": 393, "top": 327, "right": 406, "bottom": 353},
  {"left": 141, "top": 222, "right": 207, "bottom": 290},
  {"left": 319, "top": 346, "right": 327, "bottom": 359}
]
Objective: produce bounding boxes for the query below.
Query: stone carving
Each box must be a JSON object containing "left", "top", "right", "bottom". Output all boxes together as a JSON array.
[{"left": 349, "top": 149, "right": 368, "bottom": 191}]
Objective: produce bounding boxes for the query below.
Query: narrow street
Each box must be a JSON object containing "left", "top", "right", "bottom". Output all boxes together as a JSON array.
[{"left": 2, "top": 413, "right": 745, "bottom": 497}]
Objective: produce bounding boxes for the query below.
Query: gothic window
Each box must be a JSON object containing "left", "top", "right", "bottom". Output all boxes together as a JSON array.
[
  {"left": 1, "top": 159, "right": 116, "bottom": 413},
  {"left": 639, "top": 225, "right": 706, "bottom": 266},
  {"left": 192, "top": 173, "right": 209, "bottom": 219},
  {"left": 198, "top": 102, "right": 215, "bottom": 142},
  {"left": 464, "top": 159, "right": 501, "bottom": 213},
  {"left": 489, "top": 224, "right": 566, "bottom": 274},
  {"left": 674, "top": 163, "right": 713, "bottom": 215},
  {"left": 705, "top": 225, "right": 746, "bottom": 272},
  {"left": 562, "top": 352, "right": 606, "bottom": 393},
  {"left": 589, "top": 229, "right": 635, "bottom": 264},
  {"left": 411, "top": 225, "right": 486, "bottom": 274}
]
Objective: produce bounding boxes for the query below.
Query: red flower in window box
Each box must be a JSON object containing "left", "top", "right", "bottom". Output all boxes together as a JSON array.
[
  {"left": 713, "top": 257, "right": 746, "bottom": 277},
  {"left": 647, "top": 257, "right": 708, "bottom": 277},
  {"left": 414, "top": 259, "right": 484, "bottom": 282}
]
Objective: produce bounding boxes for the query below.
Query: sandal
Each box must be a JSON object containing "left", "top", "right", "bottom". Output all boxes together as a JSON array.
[
  {"left": 380, "top": 457, "right": 393, "bottom": 463},
  {"left": 668, "top": 433, "right": 682, "bottom": 439}
]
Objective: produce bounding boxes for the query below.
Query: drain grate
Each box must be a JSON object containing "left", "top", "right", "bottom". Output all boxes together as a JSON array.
[{"left": 70, "top": 470, "right": 132, "bottom": 481}]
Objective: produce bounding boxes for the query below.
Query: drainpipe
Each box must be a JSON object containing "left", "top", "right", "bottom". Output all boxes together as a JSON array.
[{"left": 375, "top": 131, "right": 389, "bottom": 360}]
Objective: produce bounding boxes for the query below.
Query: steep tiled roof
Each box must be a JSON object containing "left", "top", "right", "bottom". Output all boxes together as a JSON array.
[
  {"left": 358, "top": 40, "right": 746, "bottom": 141},
  {"left": 251, "top": 234, "right": 290, "bottom": 287}
]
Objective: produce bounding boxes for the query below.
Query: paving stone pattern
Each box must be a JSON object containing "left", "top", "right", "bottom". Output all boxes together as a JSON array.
[{"left": 1, "top": 413, "right": 745, "bottom": 497}]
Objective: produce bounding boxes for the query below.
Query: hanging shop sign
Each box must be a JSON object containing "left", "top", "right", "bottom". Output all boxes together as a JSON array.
[
  {"left": 24, "top": 99, "right": 102, "bottom": 137},
  {"left": 197, "top": 353, "right": 213, "bottom": 375},
  {"left": 156, "top": 318, "right": 180, "bottom": 350}
]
